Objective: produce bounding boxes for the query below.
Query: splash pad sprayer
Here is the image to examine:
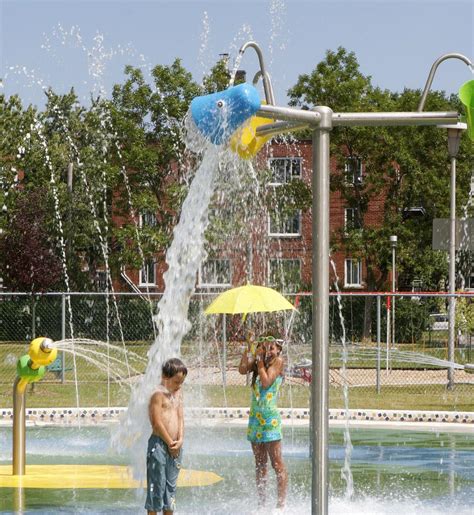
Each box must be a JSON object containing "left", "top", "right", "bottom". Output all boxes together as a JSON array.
[
  {"left": 191, "top": 42, "right": 473, "bottom": 515},
  {"left": 12, "top": 337, "right": 57, "bottom": 476}
]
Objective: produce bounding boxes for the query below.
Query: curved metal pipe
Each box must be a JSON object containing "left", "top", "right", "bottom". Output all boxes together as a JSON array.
[
  {"left": 418, "top": 53, "right": 473, "bottom": 112},
  {"left": 239, "top": 41, "right": 275, "bottom": 105}
]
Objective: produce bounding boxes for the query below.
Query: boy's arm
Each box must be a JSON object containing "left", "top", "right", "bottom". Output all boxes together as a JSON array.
[
  {"left": 149, "top": 392, "right": 174, "bottom": 446},
  {"left": 170, "top": 392, "right": 184, "bottom": 450},
  {"left": 169, "top": 393, "right": 184, "bottom": 456}
]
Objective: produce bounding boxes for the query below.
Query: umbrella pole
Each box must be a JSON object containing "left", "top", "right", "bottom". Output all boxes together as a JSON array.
[
  {"left": 222, "top": 314, "right": 227, "bottom": 387},
  {"left": 311, "top": 108, "right": 332, "bottom": 515}
]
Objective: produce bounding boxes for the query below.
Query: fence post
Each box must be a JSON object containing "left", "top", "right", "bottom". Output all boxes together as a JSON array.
[
  {"left": 376, "top": 295, "right": 381, "bottom": 394},
  {"left": 386, "top": 295, "right": 390, "bottom": 372},
  {"left": 61, "top": 293, "right": 66, "bottom": 384},
  {"left": 31, "top": 295, "right": 36, "bottom": 339}
]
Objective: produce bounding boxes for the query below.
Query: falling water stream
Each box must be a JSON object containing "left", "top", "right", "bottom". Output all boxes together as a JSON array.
[{"left": 115, "top": 139, "right": 226, "bottom": 475}]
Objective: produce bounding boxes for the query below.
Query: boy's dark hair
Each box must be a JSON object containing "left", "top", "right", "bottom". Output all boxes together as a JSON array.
[{"left": 162, "top": 358, "right": 188, "bottom": 378}]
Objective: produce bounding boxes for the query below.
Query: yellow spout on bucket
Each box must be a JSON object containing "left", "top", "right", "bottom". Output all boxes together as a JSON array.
[{"left": 230, "top": 103, "right": 274, "bottom": 159}]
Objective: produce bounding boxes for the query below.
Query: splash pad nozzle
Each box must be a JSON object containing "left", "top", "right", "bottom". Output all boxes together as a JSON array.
[
  {"left": 190, "top": 83, "right": 261, "bottom": 145},
  {"left": 16, "top": 337, "right": 57, "bottom": 392},
  {"left": 13, "top": 336, "right": 58, "bottom": 476}
]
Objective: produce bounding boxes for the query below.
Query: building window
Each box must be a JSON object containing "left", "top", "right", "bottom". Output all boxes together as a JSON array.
[
  {"left": 268, "top": 210, "right": 301, "bottom": 237},
  {"left": 199, "top": 259, "right": 231, "bottom": 288},
  {"left": 269, "top": 259, "right": 301, "bottom": 292},
  {"left": 468, "top": 263, "right": 474, "bottom": 290},
  {"left": 268, "top": 158, "right": 302, "bottom": 184},
  {"left": 344, "top": 258, "right": 362, "bottom": 287},
  {"left": 267, "top": 157, "right": 302, "bottom": 238},
  {"left": 140, "top": 259, "right": 156, "bottom": 286},
  {"left": 344, "top": 157, "right": 363, "bottom": 185},
  {"left": 344, "top": 207, "right": 362, "bottom": 232},
  {"left": 95, "top": 271, "right": 107, "bottom": 291},
  {"left": 140, "top": 210, "right": 157, "bottom": 228}
]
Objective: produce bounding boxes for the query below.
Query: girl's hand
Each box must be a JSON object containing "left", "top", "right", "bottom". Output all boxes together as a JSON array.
[{"left": 255, "top": 344, "right": 265, "bottom": 362}]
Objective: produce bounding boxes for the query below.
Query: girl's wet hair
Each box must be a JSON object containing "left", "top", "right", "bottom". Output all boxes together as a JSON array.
[{"left": 162, "top": 358, "right": 188, "bottom": 378}]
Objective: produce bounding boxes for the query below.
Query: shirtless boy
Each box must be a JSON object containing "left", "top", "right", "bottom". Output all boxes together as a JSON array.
[{"left": 145, "top": 358, "right": 187, "bottom": 515}]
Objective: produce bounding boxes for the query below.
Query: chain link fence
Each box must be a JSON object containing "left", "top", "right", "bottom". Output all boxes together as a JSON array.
[{"left": 1, "top": 292, "right": 473, "bottom": 409}]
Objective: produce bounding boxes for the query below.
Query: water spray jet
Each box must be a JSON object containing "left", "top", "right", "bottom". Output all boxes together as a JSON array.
[{"left": 463, "top": 363, "right": 474, "bottom": 374}]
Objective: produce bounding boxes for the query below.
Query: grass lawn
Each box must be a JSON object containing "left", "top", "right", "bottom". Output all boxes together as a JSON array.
[
  {"left": 1, "top": 341, "right": 473, "bottom": 411},
  {"left": 1, "top": 382, "right": 472, "bottom": 412}
]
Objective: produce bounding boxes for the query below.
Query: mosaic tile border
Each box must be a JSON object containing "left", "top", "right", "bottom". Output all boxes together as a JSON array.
[{"left": 0, "top": 407, "right": 473, "bottom": 426}]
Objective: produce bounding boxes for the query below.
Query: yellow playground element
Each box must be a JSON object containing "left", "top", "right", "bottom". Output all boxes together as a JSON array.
[
  {"left": 0, "top": 464, "right": 223, "bottom": 489},
  {"left": 28, "top": 337, "right": 58, "bottom": 368},
  {"left": 459, "top": 79, "right": 474, "bottom": 141},
  {"left": 230, "top": 106, "right": 274, "bottom": 159}
]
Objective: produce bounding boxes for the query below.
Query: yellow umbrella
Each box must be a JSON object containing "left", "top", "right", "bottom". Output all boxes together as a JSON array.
[{"left": 204, "top": 284, "right": 296, "bottom": 316}]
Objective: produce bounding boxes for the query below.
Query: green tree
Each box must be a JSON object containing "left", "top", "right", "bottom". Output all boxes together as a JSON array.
[
  {"left": 288, "top": 47, "right": 471, "bottom": 339},
  {"left": 109, "top": 60, "right": 202, "bottom": 270}
]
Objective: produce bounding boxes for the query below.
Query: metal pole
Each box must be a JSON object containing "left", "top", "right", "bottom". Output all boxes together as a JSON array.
[
  {"left": 31, "top": 296, "right": 36, "bottom": 339},
  {"left": 311, "top": 106, "right": 332, "bottom": 515},
  {"left": 222, "top": 314, "right": 227, "bottom": 387},
  {"left": 390, "top": 236, "right": 397, "bottom": 351},
  {"left": 448, "top": 155, "right": 456, "bottom": 389},
  {"left": 12, "top": 377, "right": 27, "bottom": 475},
  {"left": 376, "top": 295, "right": 381, "bottom": 394},
  {"left": 443, "top": 125, "right": 465, "bottom": 388},
  {"left": 386, "top": 298, "right": 390, "bottom": 372},
  {"left": 61, "top": 293, "right": 66, "bottom": 384}
]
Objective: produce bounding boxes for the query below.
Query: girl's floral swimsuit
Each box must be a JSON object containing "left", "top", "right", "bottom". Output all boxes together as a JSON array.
[{"left": 247, "top": 375, "right": 283, "bottom": 443}]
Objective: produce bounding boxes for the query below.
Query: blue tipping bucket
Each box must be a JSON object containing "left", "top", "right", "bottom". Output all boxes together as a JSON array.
[{"left": 190, "top": 83, "right": 261, "bottom": 145}]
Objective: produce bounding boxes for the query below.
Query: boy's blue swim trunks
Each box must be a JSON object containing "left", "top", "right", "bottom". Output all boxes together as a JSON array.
[{"left": 145, "top": 434, "right": 182, "bottom": 512}]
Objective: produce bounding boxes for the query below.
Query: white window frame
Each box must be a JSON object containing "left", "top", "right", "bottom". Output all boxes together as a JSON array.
[
  {"left": 344, "top": 157, "right": 363, "bottom": 185},
  {"left": 344, "top": 258, "right": 362, "bottom": 287},
  {"left": 140, "top": 259, "right": 156, "bottom": 286},
  {"left": 198, "top": 259, "right": 231, "bottom": 288},
  {"left": 95, "top": 271, "right": 107, "bottom": 291},
  {"left": 268, "top": 210, "right": 301, "bottom": 237},
  {"left": 139, "top": 210, "right": 157, "bottom": 228},
  {"left": 344, "top": 207, "right": 361, "bottom": 233},
  {"left": 268, "top": 157, "right": 302, "bottom": 185},
  {"left": 268, "top": 258, "right": 301, "bottom": 292}
]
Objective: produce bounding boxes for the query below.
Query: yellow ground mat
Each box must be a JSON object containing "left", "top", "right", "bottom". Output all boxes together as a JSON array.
[{"left": 0, "top": 464, "right": 222, "bottom": 489}]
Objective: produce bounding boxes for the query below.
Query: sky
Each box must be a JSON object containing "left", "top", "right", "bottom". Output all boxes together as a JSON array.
[{"left": 0, "top": 0, "right": 473, "bottom": 109}]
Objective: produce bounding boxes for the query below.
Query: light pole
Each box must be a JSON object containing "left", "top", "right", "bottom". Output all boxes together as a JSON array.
[{"left": 390, "top": 235, "right": 397, "bottom": 352}]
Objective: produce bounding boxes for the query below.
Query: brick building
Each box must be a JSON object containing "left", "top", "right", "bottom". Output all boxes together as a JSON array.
[{"left": 121, "top": 139, "right": 388, "bottom": 294}]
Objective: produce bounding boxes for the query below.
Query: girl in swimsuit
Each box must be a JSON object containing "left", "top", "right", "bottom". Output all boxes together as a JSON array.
[{"left": 239, "top": 335, "right": 288, "bottom": 509}]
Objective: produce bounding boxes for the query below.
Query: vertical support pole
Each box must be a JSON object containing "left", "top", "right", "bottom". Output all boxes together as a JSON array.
[
  {"left": 448, "top": 155, "right": 456, "bottom": 389},
  {"left": 386, "top": 299, "right": 390, "bottom": 372},
  {"left": 61, "top": 293, "right": 66, "bottom": 384},
  {"left": 390, "top": 236, "right": 397, "bottom": 349},
  {"left": 31, "top": 295, "right": 36, "bottom": 340},
  {"left": 222, "top": 314, "right": 227, "bottom": 387},
  {"left": 12, "top": 377, "right": 27, "bottom": 475},
  {"left": 311, "top": 106, "right": 332, "bottom": 515},
  {"left": 376, "top": 295, "right": 381, "bottom": 394}
]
